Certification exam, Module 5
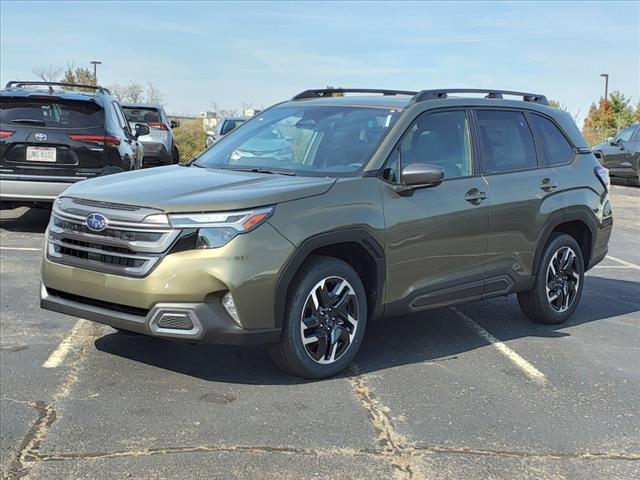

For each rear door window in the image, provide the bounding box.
[527,113,575,165]
[0,98,104,129]
[476,110,537,173]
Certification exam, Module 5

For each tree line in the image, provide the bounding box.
[31,64,638,146]
[32,64,164,105]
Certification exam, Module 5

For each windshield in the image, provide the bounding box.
[194,105,402,175]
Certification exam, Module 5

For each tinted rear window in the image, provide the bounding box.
[0,98,104,128]
[476,110,537,173]
[122,107,161,123]
[528,114,574,165]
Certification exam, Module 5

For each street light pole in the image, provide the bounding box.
[600,73,609,100]
[90,61,102,83]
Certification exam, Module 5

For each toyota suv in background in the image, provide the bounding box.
[40,88,612,379]
[122,103,180,166]
[592,123,640,185]
[0,81,148,208]
[205,116,246,148]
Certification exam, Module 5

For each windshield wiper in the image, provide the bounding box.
[222,166,296,176]
[11,119,46,126]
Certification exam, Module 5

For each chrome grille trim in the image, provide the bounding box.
[47,200,181,278]
[52,205,171,231]
[49,215,179,253]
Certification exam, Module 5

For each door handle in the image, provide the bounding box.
[540,178,557,192]
[465,188,487,204]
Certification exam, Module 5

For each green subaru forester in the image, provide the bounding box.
[40,88,613,378]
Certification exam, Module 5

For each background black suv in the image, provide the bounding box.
[0,81,149,208]
[592,122,640,186]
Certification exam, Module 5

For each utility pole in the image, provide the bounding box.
[90,61,102,84]
[600,73,609,100]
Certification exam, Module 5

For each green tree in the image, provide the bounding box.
[635,101,640,123]
[582,91,635,146]
[61,65,96,91]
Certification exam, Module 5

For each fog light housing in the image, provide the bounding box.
[222,292,241,327]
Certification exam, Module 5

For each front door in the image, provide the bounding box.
[380,109,490,313]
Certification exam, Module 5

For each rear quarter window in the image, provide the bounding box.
[528,113,575,165]
[0,98,104,129]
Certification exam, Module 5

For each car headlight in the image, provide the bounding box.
[168,207,273,249]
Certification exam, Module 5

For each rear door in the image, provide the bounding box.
[475,109,564,294]
[0,96,107,177]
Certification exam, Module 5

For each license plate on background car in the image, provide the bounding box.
[26,146,57,162]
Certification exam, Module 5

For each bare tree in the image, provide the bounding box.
[110,81,144,103]
[145,82,164,105]
[32,65,63,82]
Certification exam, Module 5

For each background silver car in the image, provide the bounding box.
[205,116,247,148]
[122,103,180,166]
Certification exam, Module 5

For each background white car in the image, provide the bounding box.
[122,103,180,166]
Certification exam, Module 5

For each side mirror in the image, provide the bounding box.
[397,163,444,196]
[170,120,180,129]
[607,137,615,145]
[134,123,150,138]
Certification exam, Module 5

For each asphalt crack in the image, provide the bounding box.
[348,364,419,479]
[6,322,102,479]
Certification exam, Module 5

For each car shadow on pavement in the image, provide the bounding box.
[94,275,639,385]
[0,207,51,233]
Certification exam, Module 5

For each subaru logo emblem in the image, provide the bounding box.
[85,213,108,232]
[34,133,47,141]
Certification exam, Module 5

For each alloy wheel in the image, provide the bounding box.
[545,246,580,313]
[299,276,359,364]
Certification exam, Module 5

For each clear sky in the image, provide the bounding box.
[1,1,638,124]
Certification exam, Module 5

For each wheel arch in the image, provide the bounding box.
[274,229,385,328]
[534,208,598,275]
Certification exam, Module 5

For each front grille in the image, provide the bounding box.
[47,200,180,277]
[53,217,164,242]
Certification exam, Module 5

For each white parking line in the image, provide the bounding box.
[0,247,42,251]
[42,319,93,369]
[606,255,640,271]
[451,307,547,386]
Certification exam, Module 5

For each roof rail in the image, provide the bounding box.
[292,88,418,101]
[411,89,548,105]
[4,81,111,95]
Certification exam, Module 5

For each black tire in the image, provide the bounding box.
[268,256,367,379]
[172,145,180,164]
[518,233,584,325]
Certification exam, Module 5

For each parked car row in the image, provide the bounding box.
[0,81,180,208]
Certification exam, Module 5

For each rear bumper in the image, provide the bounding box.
[40,284,281,345]
[141,142,172,166]
[0,175,85,202]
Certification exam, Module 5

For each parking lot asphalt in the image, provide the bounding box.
[1,185,639,480]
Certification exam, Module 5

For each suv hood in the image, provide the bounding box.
[61,165,336,212]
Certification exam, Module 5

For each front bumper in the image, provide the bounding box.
[41,284,280,345]
[41,221,295,341]
[0,175,85,202]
